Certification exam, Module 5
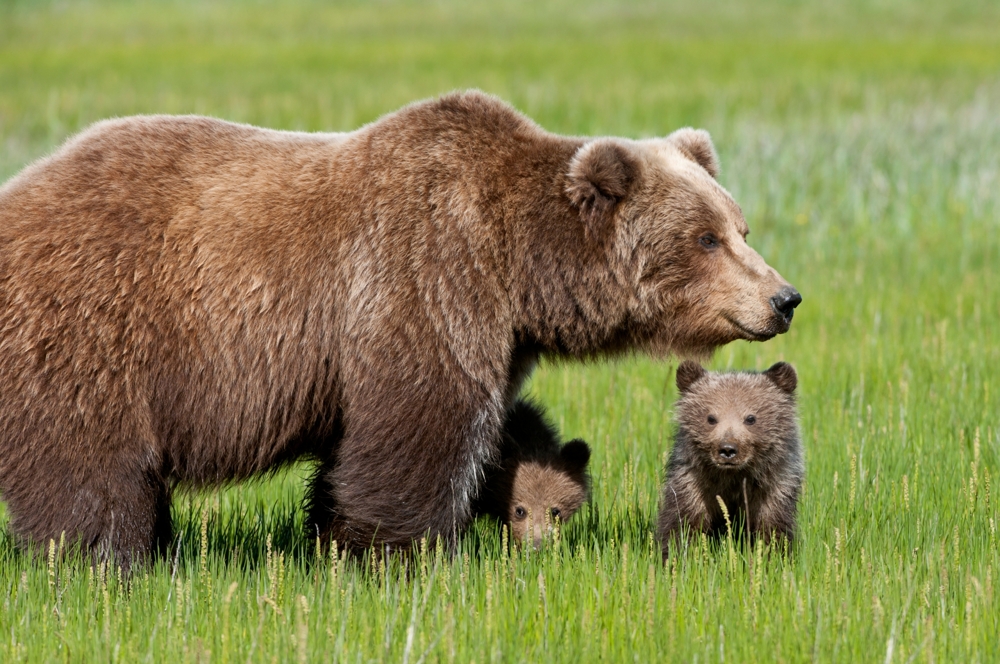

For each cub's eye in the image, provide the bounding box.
[550,508,561,519]
[744,415,756,425]
[707,415,718,425]
[699,234,719,249]
[514,507,527,520]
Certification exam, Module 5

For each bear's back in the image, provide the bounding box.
[0,115,352,239]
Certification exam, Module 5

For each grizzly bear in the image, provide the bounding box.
[474,399,590,548]
[0,90,800,568]
[657,361,803,556]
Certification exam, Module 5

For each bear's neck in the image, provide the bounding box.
[501,137,639,359]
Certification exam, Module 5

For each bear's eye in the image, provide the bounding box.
[707,415,718,425]
[699,234,719,250]
[744,415,756,425]
[514,507,527,520]
[550,508,561,519]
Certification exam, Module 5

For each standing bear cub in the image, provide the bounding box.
[0,90,800,568]
[658,361,803,556]
[475,399,591,548]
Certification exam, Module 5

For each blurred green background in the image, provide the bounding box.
[3,0,999,177]
[1,1,998,662]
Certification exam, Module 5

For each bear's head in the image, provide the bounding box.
[507,439,591,549]
[673,360,799,471]
[566,129,801,358]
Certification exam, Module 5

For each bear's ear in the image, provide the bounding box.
[764,362,797,394]
[566,139,638,238]
[667,128,719,179]
[676,360,707,393]
[560,439,591,472]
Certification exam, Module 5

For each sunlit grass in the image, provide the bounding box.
[1,0,998,661]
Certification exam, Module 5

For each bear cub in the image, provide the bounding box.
[475,400,591,548]
[658,361,803,557]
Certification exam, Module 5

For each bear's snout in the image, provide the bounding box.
[718,443,739,462]
[770,286,802,327]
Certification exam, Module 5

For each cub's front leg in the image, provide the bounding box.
[657,470,713,559]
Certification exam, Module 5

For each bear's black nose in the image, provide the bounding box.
[719,444,737,459]
[770,287,802,322]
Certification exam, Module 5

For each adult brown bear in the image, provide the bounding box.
[0,91,799,568]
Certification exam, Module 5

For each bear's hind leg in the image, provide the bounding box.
[4,462,173,573]
[75,467,173,572]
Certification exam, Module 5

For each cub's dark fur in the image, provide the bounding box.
[658,361,803,556]
[475,400,590,547]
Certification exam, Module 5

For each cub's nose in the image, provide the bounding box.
[770,287,802,323]
[719,444,738,460]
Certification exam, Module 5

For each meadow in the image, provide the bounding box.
[1,0,998,661]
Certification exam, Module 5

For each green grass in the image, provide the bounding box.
[1,1,998,661]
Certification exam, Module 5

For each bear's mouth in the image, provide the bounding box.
[712,457,752,471]
[723,315,778,342]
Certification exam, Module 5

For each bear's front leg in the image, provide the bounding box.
[752,487,800,550]
[318,375,506,553]
[657,471,712,558]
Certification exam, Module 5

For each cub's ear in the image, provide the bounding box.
[676,360,707,393]
[560,439,591,472]
[566,139,638,238]
[764,362,798,394]
[667,128,719,179]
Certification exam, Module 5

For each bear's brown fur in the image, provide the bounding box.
[657,361,803,557]
[474,399,590,548]
[0,90,799,567]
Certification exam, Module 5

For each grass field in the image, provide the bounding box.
[1,0,999,661]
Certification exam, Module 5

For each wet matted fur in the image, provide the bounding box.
[0,90,799,568]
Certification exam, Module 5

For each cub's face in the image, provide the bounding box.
[674,361,798,471]
[507,440,590,549]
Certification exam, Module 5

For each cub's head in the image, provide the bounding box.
[673,360,799,470]
[507,439,591,549]
[566,130,801,357]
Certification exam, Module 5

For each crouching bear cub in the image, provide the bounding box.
[658,361,803,557]
[475,400,591,548]
[0,90,800,569]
